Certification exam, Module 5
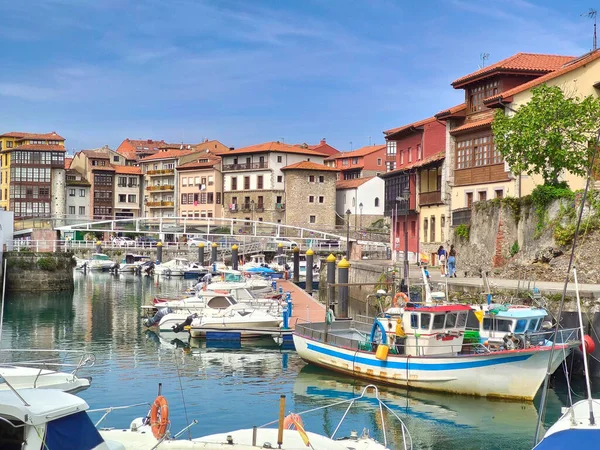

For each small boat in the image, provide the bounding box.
[240,253,268,271]
[155,258,191,277]
[208,269,272,293]
[183,262,209,279]
[188,308,283,338]
[117,254,152,273]
[76,253,117,271]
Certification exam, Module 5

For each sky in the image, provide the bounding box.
[0,0,596,153]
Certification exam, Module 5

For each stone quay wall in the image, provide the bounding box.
[5,251,75,292]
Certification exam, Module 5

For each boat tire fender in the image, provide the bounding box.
[150,395,169,439]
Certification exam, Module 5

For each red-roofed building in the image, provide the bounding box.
[0,131,67,218]
[324,144,386,180]
[303,138,340,158]
[436,51,575,232]
[176,153,223,220]
[221,141,330,224]
[381,116,447,258]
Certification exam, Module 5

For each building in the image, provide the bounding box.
[335,176,385,229]
[139,149,198,218]
[65,168,91,221]
[0,131,66,219]
[280,161,339,228]
[176,152,223,219]
[70,150,116,220]
[436,53,574,229]
[324,145,386,180]
[300,138,340,157]
[221,141,328,224]
[484,49,600,193]
[114,165,143,219]
[116,138,230,162]
[381,117,447,261]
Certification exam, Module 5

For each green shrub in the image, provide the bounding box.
[37,256,58,271]
[509,241,519,257]
[455,224,470,241]
[531,183,574,232]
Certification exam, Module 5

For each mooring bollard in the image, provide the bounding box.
[305,248,314,295]
[277,242,283,255]
[292,246,300,283]
[282,306,289,329]
[211,242,218,265]
[287,296,293,317]
[326,253,336,314]
[198,242,205,266]
[337,257,350,319]
[231,244,239,270]
[156,241,163,263]
[271,280,277,290]
[96,240,102,253]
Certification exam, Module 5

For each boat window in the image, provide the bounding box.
[224,273,243,283]
[420,313,431,330]
[527,319,539,331]
[207,296,233,308]
[456,312,467,328]
[466,310,481,328]
[0,418,24,450]
[432,314,446,330]
[410,313,419,329]
[514,319,528,333]
[482,318,512,332]
[445,313,457,328]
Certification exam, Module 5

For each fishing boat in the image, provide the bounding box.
[117,254,152,273]
[76,253,117,271]
[293,269,582,402]
[155,258,192,277]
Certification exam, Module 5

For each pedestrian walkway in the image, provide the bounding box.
[277,280,325,328]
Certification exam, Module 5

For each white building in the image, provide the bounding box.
[336,176,385,229]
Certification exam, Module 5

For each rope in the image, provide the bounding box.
[172,349,191,440]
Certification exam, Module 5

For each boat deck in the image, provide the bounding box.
[277,280,325,329]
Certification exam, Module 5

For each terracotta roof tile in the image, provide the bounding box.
[81,149,110,159]
[381,151,445,178]
[485,50,600,104]
[0,131,65,140]
[384,117,437,136]
[7,144,66,151]
[327,145,386,160]
[65,157,72,169]
[177,158,221,170]
[139,149,196,162]
[113,165,142,175]
[435,103,467,119]
[450,117,494,134]
[280,161,340,171]
[452,53,574,87]
[336,176,375,190]
[225,141,329,156]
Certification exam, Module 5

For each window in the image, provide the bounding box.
[374,197,379,207]
[257,175,263,189]
[417,144,422,160]
[352,157,358,164]
[411,220,416,237]
[182,177,187,187]
[495,189,504,199]
[466,192,473,207]
[410,314,419,329]
[113,156,119,162]
[318,196,324,203]
[400,151,404,165]
[468,80,499,113]
[128,195,136,203]
[420,313,431,330]
[309,195,315,203]
[515,319,528,333]
[386,161,396,172]
[456,134,498,169]
[78,189,85,197]
[6,141,12,148]
[277,175,283,183]
[478,191,487,202]
[69,206,75,215]
[430,216,436,242]
[342,158,348,166]
[208,175,214,186]
[423,218,428,243]
[386,141,397,156]
[119,194,127,202]
[216,192,221,204]
[377,158,382,166]
[308,175,315,183]
[200,193,207,204]
[318,175,324,183]
[277,155,283,163]
[118,176,126,187]
[432,314,446,330]
[231,177,237,190]
[69,189,75,197]
[39,187,49,197]
[309,215,316,223]
[244,176,250,190]
[276,195,282,204]
[408,147,412,162]
[194,176,200,185]
[207,192,214,203]
[79,206,85,215]
[181,193,188,204]
[441,215,445,242]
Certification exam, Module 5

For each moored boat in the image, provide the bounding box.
[117,254,152,273]
[76,253,117,271]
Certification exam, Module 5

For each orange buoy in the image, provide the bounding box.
[580,334,596,354]
[283,413,303,430]
[150,395,169,439]
[392,292,409,307]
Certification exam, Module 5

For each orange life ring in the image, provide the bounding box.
[392,292,409,307]
[150,395,169,439]
[283,413,303,430]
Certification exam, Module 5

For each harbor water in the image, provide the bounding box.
[0,272,597,449]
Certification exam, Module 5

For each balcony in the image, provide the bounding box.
[419,190,442,206]
[146,201,174,208]
[229,204,238,212]
[241,203,252,212]
[223,161,269,171]
[147,169,174,175]
[147,185,174,192]
[255,203,264,212]
[275,203,286,211]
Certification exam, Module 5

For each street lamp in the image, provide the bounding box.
[345,209,351,257]
[359,202,363,230]
[395,192,410,288]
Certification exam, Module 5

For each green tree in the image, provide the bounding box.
[492,84,600,185]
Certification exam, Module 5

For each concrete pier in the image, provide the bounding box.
[277,280,325,328]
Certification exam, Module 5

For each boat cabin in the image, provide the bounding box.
[377,304,471,357]
[467,305,548,344]
[91,253,111,261]
[218,270,246,283]
[123,254,151,264]
[205,295,238,309]
[249,254,267,265]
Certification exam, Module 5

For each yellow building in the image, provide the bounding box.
[0,131,66,217]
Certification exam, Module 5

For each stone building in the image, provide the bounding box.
[65,168,91,220]
[280,161,339,228]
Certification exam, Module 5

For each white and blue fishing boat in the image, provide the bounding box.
[294,305,578,400]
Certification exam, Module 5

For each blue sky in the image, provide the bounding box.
[0,0,595,153]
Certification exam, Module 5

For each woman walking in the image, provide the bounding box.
[448,245,457,278]
[437,245,447,276]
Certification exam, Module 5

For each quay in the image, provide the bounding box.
[277,280,325,327]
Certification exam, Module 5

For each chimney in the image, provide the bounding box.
[229,147,235,151]
[321,138,326,144]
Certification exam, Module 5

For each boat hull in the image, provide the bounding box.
[0,365,91,394]
[293,333,574,400]
[190,319,283,338]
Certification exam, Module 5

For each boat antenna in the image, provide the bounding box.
[533,128,600,445]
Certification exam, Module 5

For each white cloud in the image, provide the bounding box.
[0,83,62,101]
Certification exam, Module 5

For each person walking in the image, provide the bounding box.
[448,245,457,278]
[437,245,447,277]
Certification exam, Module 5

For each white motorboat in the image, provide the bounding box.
[188,308,283,338]
[240,253,268,271]
[117,254,153,273]
[208,269,272,293]
[76,253,117,271]
[155,258,191,277]
[270,254,318,280]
